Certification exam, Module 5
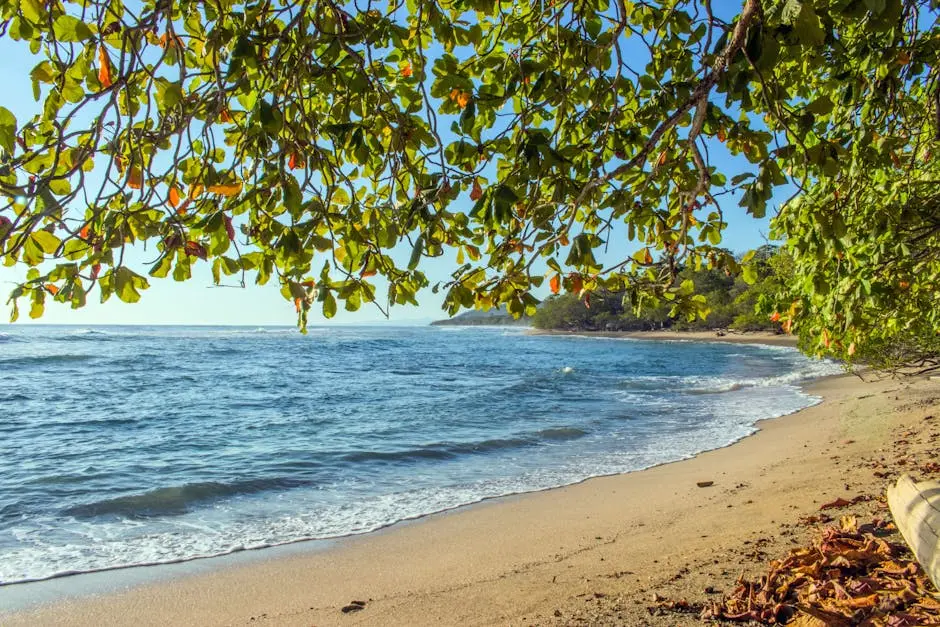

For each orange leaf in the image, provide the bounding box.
[782,319,793,334]
[219,109,232,123]
[97,46,112,88]
[643,248,653,265]
[288,152,304,170]
[176,198,191,215]
[656,151,667,167]
[360,269,377,278]
[583,293,591,309]
[207,182,242,196]
[822,328,831,349]
[550,274,561,294]
[571,273,583,294]
[559,234,569,246]
[770,311,781,323]
[45,283,59,296]
[294,297,302,313]
[168,187,181,208]
[470,178,483,201]
[127,167,143,189]
[301,280,316,288]
[716,128,726,143]
[401,62,413,78]
[79,225,90,240]
[449,88,471,108]
[159,32,182,50]
[91,263,101,279]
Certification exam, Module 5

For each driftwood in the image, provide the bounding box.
[887,474,940,594]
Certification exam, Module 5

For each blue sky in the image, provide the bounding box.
[0,15,780,327]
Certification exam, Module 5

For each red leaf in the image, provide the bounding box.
[820,497,852,510]
[184,241,207,260]
[224,215,235,241]
[91,263,101,279]
[470,178,483,201]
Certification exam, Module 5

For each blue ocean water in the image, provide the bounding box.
[0,325,841,584]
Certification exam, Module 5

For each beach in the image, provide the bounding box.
[2,349,938,625]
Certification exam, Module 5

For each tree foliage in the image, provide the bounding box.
[0,0,937,362]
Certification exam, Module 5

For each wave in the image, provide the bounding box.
[42,416,140,429]
[0,354,93,366]
[63,478,308,519]
[0,393,30,402]
[339,428,589,465]
[42,329,115,343]
[619,363,841,396]
[534,426,588,441]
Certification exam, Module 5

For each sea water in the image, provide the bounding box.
[0,325,841,584]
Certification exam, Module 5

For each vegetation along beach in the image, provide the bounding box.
[1,0,939,625]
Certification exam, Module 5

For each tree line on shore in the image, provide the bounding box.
[532,245,786,333]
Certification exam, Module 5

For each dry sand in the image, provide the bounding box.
[3,365,938,626]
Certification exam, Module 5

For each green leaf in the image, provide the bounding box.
[52,15,93,42]
[0,106,16,154]
[408,234,424,270]
[113,266,148,303]
[31,230,60,254]
[322,291,337,318]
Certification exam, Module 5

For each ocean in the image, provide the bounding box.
[0,325,841,585]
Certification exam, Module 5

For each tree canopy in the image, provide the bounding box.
[0,0,937,365]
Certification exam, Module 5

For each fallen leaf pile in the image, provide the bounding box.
[651,517,940,625]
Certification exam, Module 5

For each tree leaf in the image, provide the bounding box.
[53,15,93,42]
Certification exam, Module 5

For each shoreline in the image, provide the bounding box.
[528,328,800,347]
[0,373,824,601]
[3,376,937,625]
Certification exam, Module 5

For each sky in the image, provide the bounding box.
[0,12,781,328]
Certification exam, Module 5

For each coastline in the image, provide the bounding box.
[3,373,937,625]
[528,328,800,347]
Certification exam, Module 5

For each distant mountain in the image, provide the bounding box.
[430,305,530,327]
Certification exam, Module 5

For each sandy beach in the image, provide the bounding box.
[3,361,938,625]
